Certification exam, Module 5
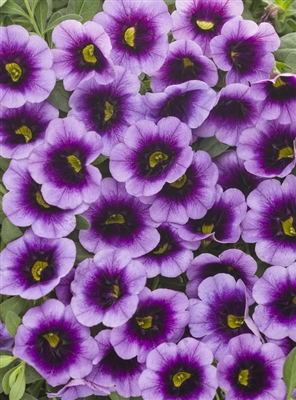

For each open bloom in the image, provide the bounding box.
[0,25,55,108]
[139,338,218,400]
[13,299,97,387]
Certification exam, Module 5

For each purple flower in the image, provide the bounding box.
[172,0,244,57]
[110,287,189,362]
[237,119,296,178]
[250,73,296,125]
[186,249,258,302]
[139,338,218,400]
[0,320,14,351]
[2,159,77,238]
[55,268,75,306]
[210,18,280,84]
[242,175,296,266]
[109,117,193,197]
[144,81,216,130]
[79,177,160,257]
[93,0,172,75]
[189,274,259,360]
[69,66,144,156]
[52,20,115,91]
[71,249,146,328]
[0,101,58,160]
[0,229,76,300]
[252,264,296,341]
[150,39,218,92]
[0,25,56,108]
[13,299,97,387]
[28,116,102,211]
[193,83,259,146]
[47,379,110,400]
[217,334,286,400]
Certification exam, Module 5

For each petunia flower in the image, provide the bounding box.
[0,25,56,108]
[47,378,110,400]
[0,101,59,160]
[171,0,244,57]
[210,18,280,85]
[69,66,144,156]
[0,320,14,351]
[242,174,296,266]
[217,334,286,400]
[150,39,218,92]
[55,268,75,306]
[110,287,189,363]
[13,299,98,387]
[0,229,76,300]
[78,177,160,257]
[93,0,172,75]
[71,249,146,328]
[237,119,296,178]
[52,20,115,91]
[139,338,218,400]
[28,116,103,211]
[109,117,193,197]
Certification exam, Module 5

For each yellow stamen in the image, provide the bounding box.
[124,27,136,47]
[231,51,237,59]
[273,76,285,88]
[227,314,244,329]
[238,369,249,386]
[5,62,22,82]
[104,101,114,122]
[15,126,32,143]
[183,58,194,68]
[281,216,296,236]
[201,223,214,234]
[292,296,296,305]
[172,372,191,387]
[31,261,48,281]
[170,174,187,189]
[112,285,120,299]
[149,151,168,168]
[136,316,153,329]
[82,44,97,63]
[277,146,294,160]
[105,213,125,225]
[43,333,60,348]
[67,155,82,172]
[196,20,214,30]
[36,191,50,208]
[153,242,168,255]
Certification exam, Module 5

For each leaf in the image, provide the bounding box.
[24,364,42,384]
[284,347,296,396]
[2,366,19,395]
[0,156,10,172]
[47,80,71,113]
[20,394,38,400]
[0,0,29,18]
[75,215,90,230]
[0,356,16,369]
[192,136,229,157]
[9,363,25,400]
[1,218,23,245]
[0,0,8,7]
[274,32,296,73]
[44,12,82,33]
[91,154,108,166]
[34,0,48,34]
[275,0,296,11]
[75,241,93,264]
[5,311,22,337]
[25,379,44,398]
[0,296,29,321]
[66,0,103,23]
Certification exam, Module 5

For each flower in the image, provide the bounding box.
[13,299,98,387]
[0,25,56,108]
[0,229,76,299]
[217,334,286,400]
[0,320,14,351]
[47,378,110,400]
[139,338,218,400]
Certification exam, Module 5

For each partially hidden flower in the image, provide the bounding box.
[47,378,110,400]
[0,320,14,351]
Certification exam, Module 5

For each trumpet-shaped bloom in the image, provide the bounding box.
[0,229,76,299]
[109,117,193,197]
[13,299,97,387]
[139,338,218,400]
[0,25,56,108]
[0,101,58,160]
[93,0,172,75]
[28,116,103,211]
[242,175,296,266]
[52,20,115,91]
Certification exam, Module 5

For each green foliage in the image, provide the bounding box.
[1,218,23,245]
[274,32,296,73]
[47,80,71,112]
[283,347,296,398]
[0,356,17,369]
[5,311,22,337]
[75,214,91,230]
[274,0,296,11]
[192,136,229,158]
[66,0,103,22]
[0,297,34,322]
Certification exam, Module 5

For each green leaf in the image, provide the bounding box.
[0,0,8,7]
[44,12,82,33]
[5,312,22,337]
[0,157,10,172]
[75,215,90,230]
[0,356,16,369]
[0,0,29,18]
[275,0,296,11]
[274,32,296,73]
[91,154,108,166]
[20,394,38,400]
[0,296,28,321]
[9,363,25,400]
[192,136,229,157]
[66,0,103,22]
[284,347,296,396]
[25,378,44,398]
[34,0,48,34]
[1,218,23,245]
[2,365,19,395]
[75,241,93,264]
[24,364,42,384]
[47,80,71,113]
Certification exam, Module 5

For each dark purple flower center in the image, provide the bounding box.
[121,18,154,53]
[161,91,195,120]
[49,147,86,186]
[0,55,28,86]
[268,76,296,101]
[228,39,258,74]
[163,360,201,397]
[196,262,244,282]
[136,141,175,178]
[214,97,252,123]
[166,56,203,84]
[86,89,119,132]
[74,42,108,72]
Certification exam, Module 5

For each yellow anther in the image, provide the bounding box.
[31,260,48,281]
[82,44,97,63]
[36,191,50,208]
[5,63,22,82]
[112,285,120,299]
[172,371,191,387]
[124,27,136,47]
[227,314,244,329]
[43,333,60,348]
[135,316,153,329]
[238,369,249,386]
[67,155,82,172]
[104,101,114,122]
[149,151,168,168]
[281,216,296,236]
[273,76,285,88]
[170,174,187,189]
[183,58,194,68]
[153,242,168,255]
[196,21,214,30]
[15,126,32,143]
[105,213,125,225]
[277,146,293,160]
[201,223,214,234]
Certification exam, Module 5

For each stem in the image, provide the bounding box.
[24,0,43,37]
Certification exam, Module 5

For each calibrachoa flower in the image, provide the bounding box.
[237,119,296,178]
[217,334,286,400]
[109,117,193,197]
[186,249,258,302]
[210,18,280,85]
[28,116,103,211]
[139,338,218,400]
[144,81,216,130]
[171,0,244,57]
[69,66,144,156]
[2,159,77,238]
[242,174,296,266]
[250,73,296,125]
[252,264,296,341]
[0,229,76,300]
[0,25,55,108]
[13,299,97,387]
[71,249,146,328]
[150,39,218,92]
[55,268,75,306]
[87,329,145,398]
[93,0,172,75]
[0,101,59,160]
[52,20,115,91]
[193,83,259,146]
[110,287,189,362]
[189,274,259,360]
[47,379,110,400]
[0,320,14,351]
[79,177,160,257]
